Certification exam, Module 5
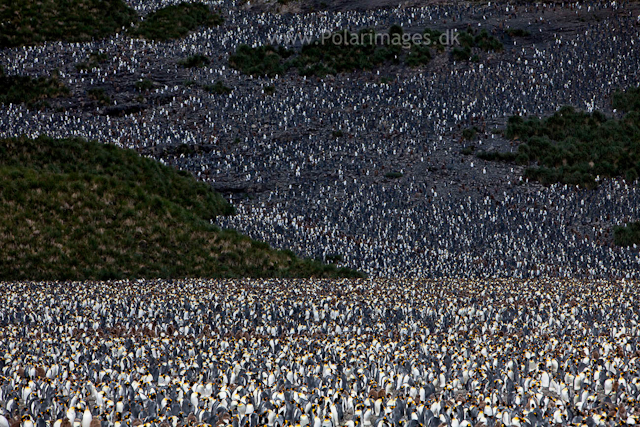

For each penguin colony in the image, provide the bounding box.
[1,278,640,427]
[1,1,640,278]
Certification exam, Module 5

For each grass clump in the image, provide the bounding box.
[614,222,640,248]
[204,81,232,95]
[453,28,503,61]
[461,145,476,155]
[229,25,504,78]
[179,54,210,68]
[385,171,403,179]
[325,254,344,264]
[476,150,518,162]
[613,86,640,113]
[405,42,432,67]
[506,28,531,37]
[290,28,400,77]
[478,86,640,188]
[76,51,110,71]
[230,27,435,78]
[289,26,446,76]
[129,3,223,41]
[0,0,223,47]
[0,68,69,107]
[135,78,154,92]
[263,85,276,95]
[452,47,472,62]
[228,44,293,78]
[75,63,91,72]
[0,136,364,280]
[0,0,137,48]
[462,126,480,141]
[87,88,112,105]
[90,51,109,63]
[423,28,446,52]
[463,28,503,51]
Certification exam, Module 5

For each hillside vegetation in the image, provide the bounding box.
[476,86,640,249]
[614,222,640,248]
[478,86,640,188]
[128,3,223,41]
[0,68,70,107]
[0,136,364,280]
[229,26,503,78]
[0,0,137,48]
[0,0,222,48]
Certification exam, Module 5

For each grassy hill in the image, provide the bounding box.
[0,136,364,280]
[0,0,223,48]
[128,3,223,42]
[0,0,137,48]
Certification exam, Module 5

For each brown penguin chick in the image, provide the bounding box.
[618,405,628,420]
[36,366,46,378]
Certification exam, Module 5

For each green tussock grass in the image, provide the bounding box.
[462,126,480,141]
[0,68,70,107]
[229,26,429,78]
[228,45,293,78]
[0,136,364,280]
[128,3,223,41]
[460,145,476,155]
[384,171,403,179]
[0,0,223,48]
[135,78,154,92]
[0,0,137,48]
[179,54,211,68]
[476,150,517,162]
[613,86,640,113]
[452,28,503,61]
[230,25,502,78]
[76,51,110,71]
[204,81,232,95]
[290,28,404,77]
[263,85,276,95]
[614,222,640,248]
[87,87,112,105]
[478,86,640,188]
[505,28,531,37]
[229,26,430,78]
